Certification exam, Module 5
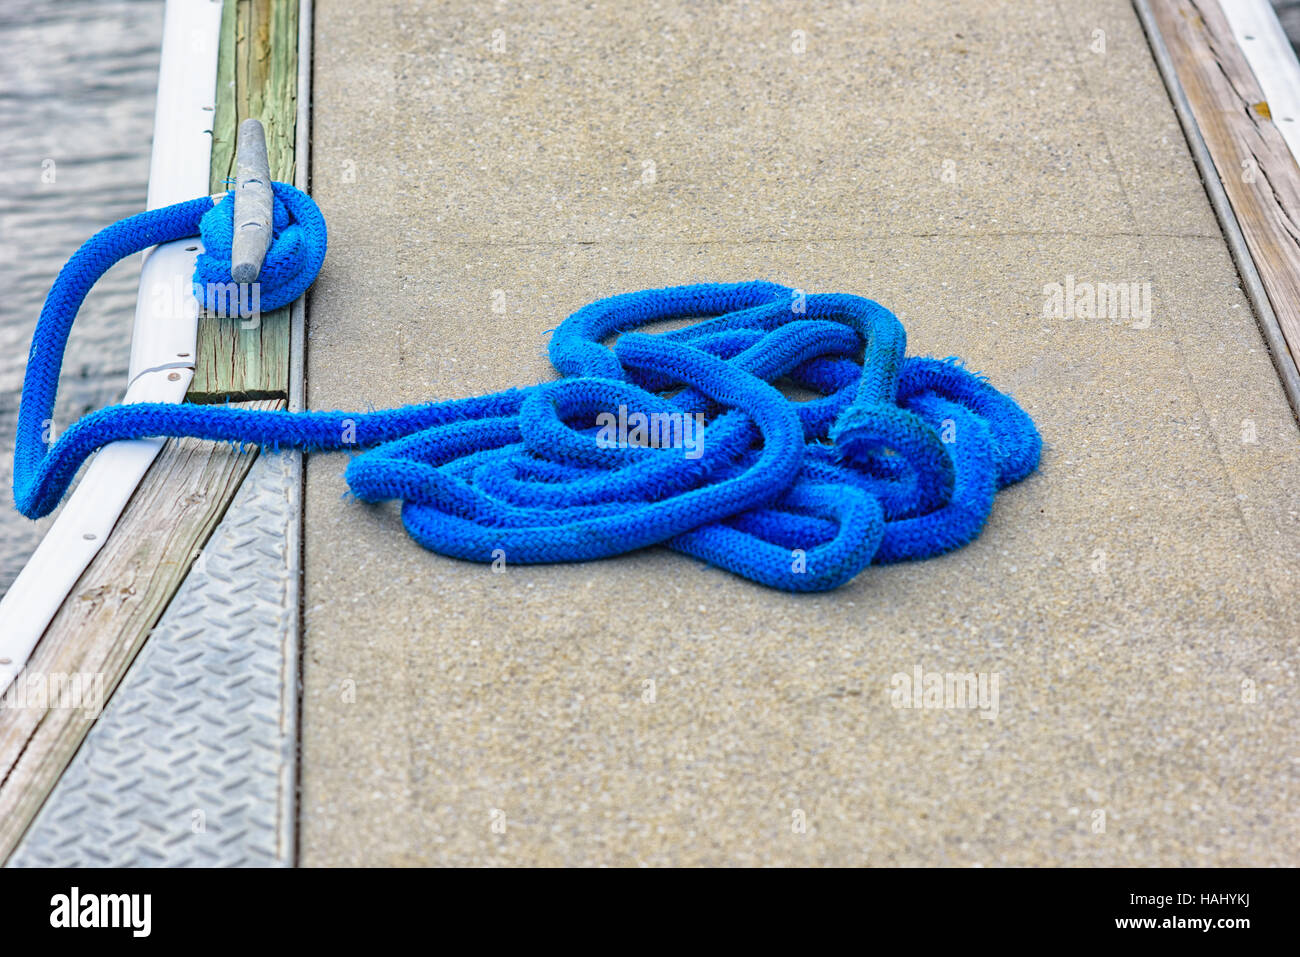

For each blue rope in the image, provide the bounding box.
[13,182,1041,591]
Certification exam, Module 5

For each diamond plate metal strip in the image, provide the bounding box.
[7,449,301,868]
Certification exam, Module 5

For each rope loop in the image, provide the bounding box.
[13,189,1041,591]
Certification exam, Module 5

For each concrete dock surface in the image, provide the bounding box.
[299,0,1300,865]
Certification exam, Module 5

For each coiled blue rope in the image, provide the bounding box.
[14,182,1041,591]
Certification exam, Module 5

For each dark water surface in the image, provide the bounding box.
[0,0,162,595]
[1276,0,1300,53]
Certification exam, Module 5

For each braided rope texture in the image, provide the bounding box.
[14,186,1041,592]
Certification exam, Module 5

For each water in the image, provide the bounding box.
[0,0,162,596]
[1277,1,1300,51]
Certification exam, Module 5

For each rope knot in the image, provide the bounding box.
[193,181,327,314]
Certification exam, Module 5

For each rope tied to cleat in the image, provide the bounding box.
[13,182,1041,592]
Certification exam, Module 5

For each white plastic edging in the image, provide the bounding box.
[0,0,223,695]
[1220,0,1300,167]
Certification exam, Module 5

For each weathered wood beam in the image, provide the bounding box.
[1147,0,1300,398]
[190,0,299,401]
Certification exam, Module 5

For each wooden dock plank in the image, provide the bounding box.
[1150,0,1300,378]
[0,0,307,861]
[191,0,299,402]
